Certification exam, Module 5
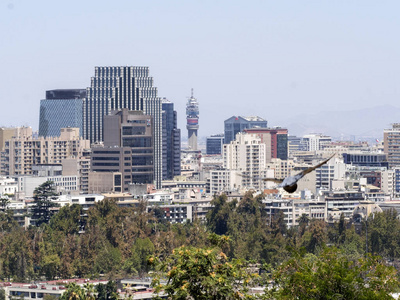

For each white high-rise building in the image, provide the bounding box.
[302,134,332,151]
[223,133,268,190]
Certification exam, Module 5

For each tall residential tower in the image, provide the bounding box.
[186,89,199,150]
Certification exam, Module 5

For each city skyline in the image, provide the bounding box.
[2,1,400,139]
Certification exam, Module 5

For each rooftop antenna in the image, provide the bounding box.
[191,88,194,98]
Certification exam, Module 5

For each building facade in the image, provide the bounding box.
[206,134,224,155]
[162,99,181,180]
[302,134,332,151]
[83,66,163,188]
[90,145,132,192]
[223,133,267,190]
[104,109,154,186]
[244,127,288,161]
[0,127,17,152]
[384,123,400,168]
[1,128,90,176]
[39,89,86,137]
[224,116,268,144]
[342,152,388,168]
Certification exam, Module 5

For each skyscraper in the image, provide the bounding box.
[39,89,86,137]
[186,89,199,150]
[162,99,181,180]
[83,66,162,187]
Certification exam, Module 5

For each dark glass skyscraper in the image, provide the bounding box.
[83,66,163,188]
[39,89,86,137]
[162,99,181,180]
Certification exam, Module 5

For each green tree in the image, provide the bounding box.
[93,242,122,276]
[96,281,118,300]
[0,197,10,210]
[267,247,399,300]
[0,209,18,232]
[123,237,155,276]
[31,181,59,227]
[40,253,61,280]
[0,228,34,281]
[206,194,237,235]
[60,283,89,300]
[43,295,58,300]
[150,235,259,300]
[49,204,84,235]
[301,219,327,254]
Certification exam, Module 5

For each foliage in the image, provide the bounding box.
[43,295,58,300]
[0,209,18,232]
[96,281,118,300]
[150,235,259,300]
[49,204,84,234]
[31,181,59,227]
[122,237,155,276]
[367,210,400,260]
[60,283,95,300]
[267,247,399,300]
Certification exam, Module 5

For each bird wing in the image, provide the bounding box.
[261,178,284,184]
[298,154,335,177]
[239,173,283,184]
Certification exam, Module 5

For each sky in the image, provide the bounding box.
[1,0,400,138]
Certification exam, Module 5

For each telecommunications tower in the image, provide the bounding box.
[186,89,199,150]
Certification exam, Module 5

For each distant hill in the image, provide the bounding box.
[275,105,400,141]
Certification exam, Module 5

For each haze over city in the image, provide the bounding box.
[1,0,400,139]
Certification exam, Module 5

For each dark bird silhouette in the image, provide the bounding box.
[244,154,335,193]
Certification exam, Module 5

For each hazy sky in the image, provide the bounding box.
[1,0,400,138]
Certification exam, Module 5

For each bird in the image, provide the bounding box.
[243,154,335,193]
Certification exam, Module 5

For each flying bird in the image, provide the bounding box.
[244,154,335,193]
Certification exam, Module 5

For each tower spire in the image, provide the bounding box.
[186,89,199,150]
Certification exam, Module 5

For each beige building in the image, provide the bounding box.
[88,171,122,194]
[223,133,267,190]
[1,127,90,176]
[384,123,400,167]
[62,155,91,193]
[0,127,17,152]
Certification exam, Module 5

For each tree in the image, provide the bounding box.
[31,181,59,227]
[123,237,155,276]
[267,247,399,299]
[96,281,118,300]
[60,283,90,300]
[206,194,237,235]
[49,204,84,235]
[150,235,259,300]
[0,197,10,210]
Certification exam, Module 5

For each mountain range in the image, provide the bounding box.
[274,104,400,142]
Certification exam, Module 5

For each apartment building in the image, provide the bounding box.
[1,127,90,176]
[223,133,267,190]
